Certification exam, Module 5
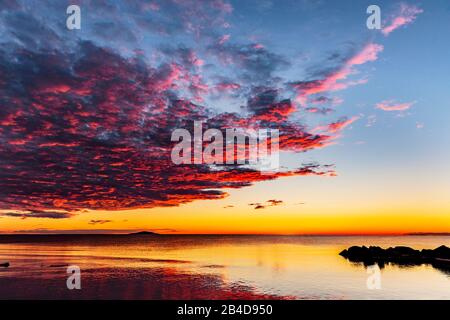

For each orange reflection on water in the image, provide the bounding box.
[0,235,449,299]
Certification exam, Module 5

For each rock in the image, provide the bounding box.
[339,245,450,269]
[387,246,420,256]
[0,261,9,267]
[433,245,450,259]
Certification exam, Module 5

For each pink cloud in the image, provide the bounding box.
[347,43,384,66]
[0,42,343,216]
[293,43,383,105]
[215,82,241,91]
[142,2,160,11]
[210,0,233,13]
[312,116,360,134]
[376,100,415,112]
[252,43,264,49]
[218,34,231,45]
[327,116,359,133]
[382,4,423,36]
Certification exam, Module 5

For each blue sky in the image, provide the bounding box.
[0,0,449,233]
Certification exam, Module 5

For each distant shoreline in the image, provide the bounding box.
[405,233,450,236]
[0,232,449,237]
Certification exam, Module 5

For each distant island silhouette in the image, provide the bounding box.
[128,231,160,236]
[0,232,449,236]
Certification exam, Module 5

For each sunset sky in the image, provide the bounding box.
[0,0,449,234]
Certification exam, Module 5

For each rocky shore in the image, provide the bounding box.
[339,245,450,271]
[0,261,9,267]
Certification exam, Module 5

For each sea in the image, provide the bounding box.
[0,235,449,299]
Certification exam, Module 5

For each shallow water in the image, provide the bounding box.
[0,235,449,299]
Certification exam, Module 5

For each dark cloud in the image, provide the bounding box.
[305,107,334,115]
[0,0,233,53]
[248,203,264,209]
[267,199,283,206]
[245,87,296,123]
[0,0,21,11]
[326,116,359,133]
[0,40,336,216]
[0,2,370,219]
[247,88,278,113]
[1,11,61,49]
[132,0,233,38]
[0,211,74,219]
[88,219,112,225]
[92,21,137,43]
[249,199,283,210]
[209,42,290,84]
[160,45,204,68]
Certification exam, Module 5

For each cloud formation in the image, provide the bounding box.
[0,210,74,219]
[290,43,383,105]
[382,4,423,36]
[89,220,112,225]
[249,199,284,210]
[376,100,415,112]
[0,40,338,218]
[0,1,380,219]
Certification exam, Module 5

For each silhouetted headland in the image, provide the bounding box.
[340,245,450,272]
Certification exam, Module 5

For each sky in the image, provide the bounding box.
[0,0,449,234]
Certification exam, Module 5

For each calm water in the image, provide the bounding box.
[0,235,449,299]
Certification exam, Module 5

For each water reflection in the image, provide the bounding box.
[0,235,449,299]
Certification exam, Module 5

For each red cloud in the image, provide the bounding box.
[313,116,359,134]
[0,42,338,218]
[347,43,384,66]
[327,116,359,133]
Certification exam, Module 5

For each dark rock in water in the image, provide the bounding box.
[431,245,450,259]
[0,262,9,267]
[386,246,420,256]
[339,245,450,272]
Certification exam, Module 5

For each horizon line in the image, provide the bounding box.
[1,231,449,236]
